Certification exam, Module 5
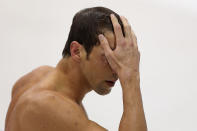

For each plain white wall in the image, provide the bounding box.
[1,0,197,131]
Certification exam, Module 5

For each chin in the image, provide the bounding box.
[93,86,112,95]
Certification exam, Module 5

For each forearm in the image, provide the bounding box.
[118,73,147,131]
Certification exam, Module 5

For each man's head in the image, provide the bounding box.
[62,7,125,95]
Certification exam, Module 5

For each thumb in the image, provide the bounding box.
[98,34,113,56]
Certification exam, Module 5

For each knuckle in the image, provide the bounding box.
[126,36,132,42]
[120,39,126,45]
[126,39,133,46]
[125,24,131,29]
[115,24,121,31]
[122,16,128,22]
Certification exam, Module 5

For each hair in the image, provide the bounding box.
[62,6,125,60]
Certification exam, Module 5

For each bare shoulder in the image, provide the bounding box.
[13,65,54,87]
[11,65,54,98]
[18,90,108,131]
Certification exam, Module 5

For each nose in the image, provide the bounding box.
[107,62,118,79]
[112,68,117,75]
[112,70,118,80]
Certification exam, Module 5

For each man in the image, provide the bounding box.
[5,7,147,131]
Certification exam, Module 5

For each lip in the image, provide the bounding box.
[107,79,118,82]
[105,80,115,87]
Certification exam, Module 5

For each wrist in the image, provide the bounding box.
[118,68,140,80]
[118,69,140,87]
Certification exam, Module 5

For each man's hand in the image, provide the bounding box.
[98,14,140,81]
[99,14,147,131]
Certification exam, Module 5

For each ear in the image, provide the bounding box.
[70,41,82,62]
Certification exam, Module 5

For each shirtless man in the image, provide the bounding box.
[5,7,147,131]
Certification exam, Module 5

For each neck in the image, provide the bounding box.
[51,57,92,104]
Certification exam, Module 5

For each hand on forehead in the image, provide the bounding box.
[102,31,116,51]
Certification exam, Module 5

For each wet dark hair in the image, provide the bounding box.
[62,6,125,60]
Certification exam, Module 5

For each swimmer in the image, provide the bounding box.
[5,7,147,131]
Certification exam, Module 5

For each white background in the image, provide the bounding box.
[1,0,197,131]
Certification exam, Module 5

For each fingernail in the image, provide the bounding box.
[99,34,104,40]
[110,14,114,17]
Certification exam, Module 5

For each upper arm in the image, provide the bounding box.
[20,92,107,131]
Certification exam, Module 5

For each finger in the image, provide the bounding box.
[121,16,138,48]
[131,32,138,48]
[110,14,124,43]
[98,34,113,57]
[133,34,138,49]
[128,23,138,48]
[120,16,132,39]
